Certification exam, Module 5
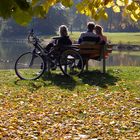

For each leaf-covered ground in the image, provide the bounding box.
[0,67,140,139]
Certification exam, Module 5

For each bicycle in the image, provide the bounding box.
[15,29,84,80]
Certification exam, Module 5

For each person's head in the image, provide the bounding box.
[59,25,68,37]
[95,25,103,35]
[87,22,95,32]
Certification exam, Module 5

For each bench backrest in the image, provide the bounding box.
[73,42,113,59]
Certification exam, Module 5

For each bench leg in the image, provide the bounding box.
[102,56,106,74]
[85,59,88,71]
[101,45,106,74]
[46,61,51,73]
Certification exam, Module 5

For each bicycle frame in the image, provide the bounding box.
[30,35,61,72]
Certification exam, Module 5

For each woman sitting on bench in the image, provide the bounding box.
[95,25,107,45]
[45,25,72,52]
[45,25,72,70]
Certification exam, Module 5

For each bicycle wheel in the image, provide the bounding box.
[15,52,45,80]
[59,49,84,76]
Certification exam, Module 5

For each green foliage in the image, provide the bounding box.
[0,67,140,139]
[14,0,30,10]
[12,7,32,26]
[0,0,15,19]
[1,6,69,37]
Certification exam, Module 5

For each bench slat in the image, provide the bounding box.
[80,49,112,54]
[73,43,113,73]
[79,45,101,49]
[80,50,100,55]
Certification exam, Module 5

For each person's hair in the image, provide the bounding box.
[95,25,103,36]
[59,25,68,37]
[87,22,95,31]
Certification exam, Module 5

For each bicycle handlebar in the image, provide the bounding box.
[28,29,40,44]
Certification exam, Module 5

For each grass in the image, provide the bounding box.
[69,32,140,45]
[0,67,140,139]
[112,51,140,56]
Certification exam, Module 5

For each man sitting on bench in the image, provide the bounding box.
[78,22,100,67]
[78,22,100,44]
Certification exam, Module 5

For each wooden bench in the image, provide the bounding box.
[73,42,113,73]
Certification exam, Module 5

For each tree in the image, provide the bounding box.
[73,14,89,31]
[98,7,140,32]
[32,6,68,35]
[0,6,68,37]
[66,0,90,32]
[0,0,140,25]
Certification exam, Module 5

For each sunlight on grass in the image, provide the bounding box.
[70,32,140,45]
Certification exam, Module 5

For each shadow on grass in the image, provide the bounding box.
[42,70,119,89]
[42,72,77,90]
[14,73,76,91]
[79,70,119,88]
[14,70,119,91]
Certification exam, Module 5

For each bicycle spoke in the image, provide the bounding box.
[59,49,84,76]
[15,52,45,80]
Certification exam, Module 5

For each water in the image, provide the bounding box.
[89,53,140,67]
[0,39,31,69]
[0,40,140,69]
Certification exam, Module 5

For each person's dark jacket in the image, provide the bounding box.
[45,36,72,52]
[78,31,100,44]
[80,36,100,43]
[57,36,72,46]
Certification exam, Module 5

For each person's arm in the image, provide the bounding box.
[99,35,107,45]
[68,38,72,45]
[57,36,72,46]
[78,33,84,44]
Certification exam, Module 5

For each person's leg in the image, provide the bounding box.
[77,55,86,69]
[45,43,54,52]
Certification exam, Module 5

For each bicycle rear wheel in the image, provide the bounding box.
[59,49,84,76]
[15,52,45,80]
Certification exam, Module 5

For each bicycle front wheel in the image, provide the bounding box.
[15,52,45,80]
[59,49,84,76]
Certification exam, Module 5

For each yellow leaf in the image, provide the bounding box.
[94,0,102,8]
[116,0,125,6]
[61,0,73,7]
[43,1,50,13]
[105,1,115,8]
[132,11,139,19]
[113,5,121,12]
[94,14,100,21]
[103,12,108,20]
[104,0,112,5]
[46,0,57,6]
[98,8,105,16]
[80,9,85,14]
[135,8,140,14]
[124,0,129,5]
[85,8,92,16]
[130,14,138,21]
[122,9,128,16]
[31,0,39,6]
[76,3,83,12]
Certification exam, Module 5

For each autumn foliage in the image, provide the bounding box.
[0,0,140,25]
[0,67,140,139]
